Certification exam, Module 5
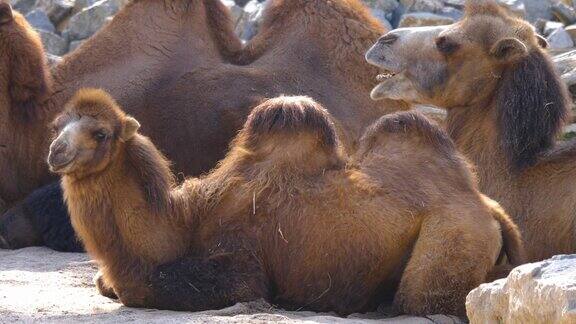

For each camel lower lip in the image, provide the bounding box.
[48,156,75,172]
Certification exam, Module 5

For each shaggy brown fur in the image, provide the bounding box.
[365,0,571,261]
[1,0,405,248]
[52,89,522,317]
[0,3,52,208]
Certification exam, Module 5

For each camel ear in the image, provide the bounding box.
[0,3,13,25]
[536,34,549,49]
[121,116,140,140]
[490,38,528,63]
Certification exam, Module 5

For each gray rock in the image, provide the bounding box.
[523,0,554,22]
[37,29,68,55]
[37,0,74,25]
[221,0,243,26]
[64,0,120,41]
[46,53,62,66]
[73,0,100,13]
[25,9,55,33]
[371,8,393,30]
[235,0,268,40]
[68,39,84,52]
[443,0,465,10]
[401,0,444,13]
[497,0,526,18]
[467,255,576,323]
[398,12,455,27]
[552,2,576,25]
[438,6,463,20]
[547,27,575,50]
[11,0,36,15]
[363,0,399,14]
[542,20,565,37]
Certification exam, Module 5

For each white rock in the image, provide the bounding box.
[466,254,576,324]
[548,27,575,50]
[363,0,399,13]
[235,0,268,40]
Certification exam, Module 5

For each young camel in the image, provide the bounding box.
[365,0,571,261]
[1,0,405,250]
[49,89,522,316]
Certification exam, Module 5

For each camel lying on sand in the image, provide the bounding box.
[366,0,572,262]
[48,89,523,316]
[0,0,406,250]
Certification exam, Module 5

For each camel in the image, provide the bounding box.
[0,0,406,249]
[365,0,572,262]
[49,89,523,316]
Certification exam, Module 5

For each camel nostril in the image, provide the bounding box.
[51,141,68,156]
[378,33,399,45]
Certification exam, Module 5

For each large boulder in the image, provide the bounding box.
[466,255,576,323]
[37,29,68,55]
[63,0,126,41]
[25,9,55,32]
[36,0,75,25]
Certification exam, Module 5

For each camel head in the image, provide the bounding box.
[48,89,140,177]
[365,0,549,109]
[0,1,13,24]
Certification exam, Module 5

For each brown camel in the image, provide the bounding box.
[49,89,523,316]
[365,0,571,262]
[0,0,405,248]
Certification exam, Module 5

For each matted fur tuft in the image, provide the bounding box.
[125,135,174,216]
[496,50,569,170]
[242,96,339,150]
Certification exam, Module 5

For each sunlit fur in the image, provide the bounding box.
[54,90,522,317]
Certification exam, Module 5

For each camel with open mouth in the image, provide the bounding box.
[365,0,572,262]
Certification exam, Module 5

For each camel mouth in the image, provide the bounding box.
[48,155,76,173]
[371,71,402,101]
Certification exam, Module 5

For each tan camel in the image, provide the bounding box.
[49,89,522,316]
[365,0,571,262]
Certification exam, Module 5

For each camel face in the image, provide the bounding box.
[365,0,547,109]
[48,114,116,175]
[48,89,139,177]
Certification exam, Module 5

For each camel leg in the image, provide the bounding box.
[144,252,269,311]
[94,270,118,299]
[393,210,499,317]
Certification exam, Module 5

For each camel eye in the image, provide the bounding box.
[436,36,459,55]
[93,130,107,142]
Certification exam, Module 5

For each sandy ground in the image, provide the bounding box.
[0,247,463,323]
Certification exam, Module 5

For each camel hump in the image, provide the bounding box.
[0,2,13,24]
[243,96,338,151]
[361,111,456,155]
[482,195,526,266]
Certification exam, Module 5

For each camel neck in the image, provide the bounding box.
[445,102,515,197]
